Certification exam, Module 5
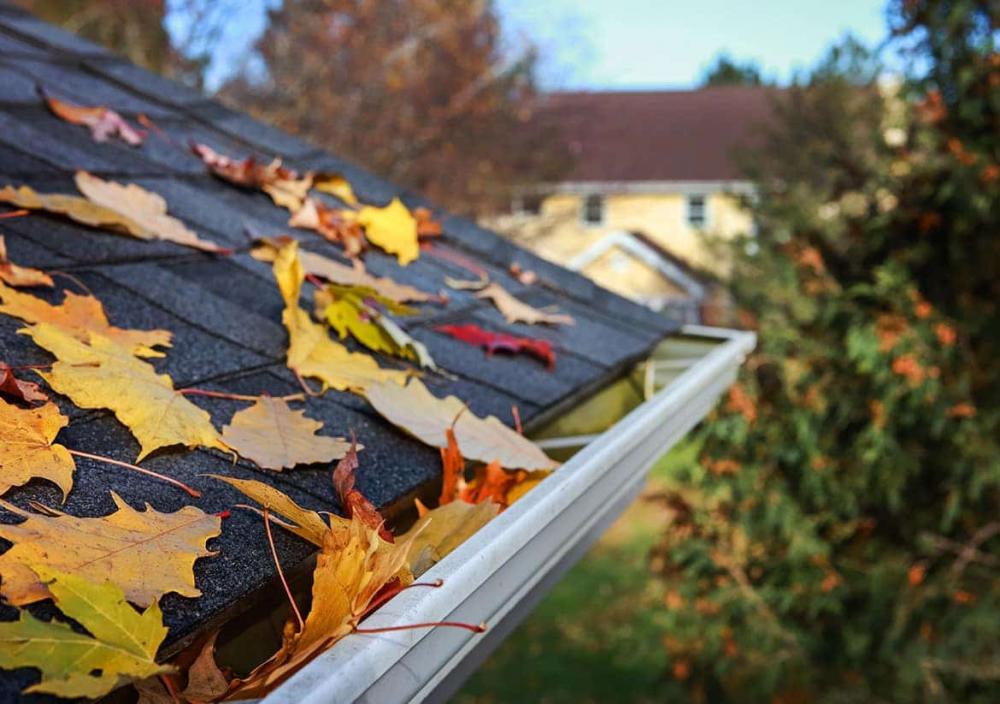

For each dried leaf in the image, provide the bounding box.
[290,198,366,257]
[0,568,171,699]
[356,198,419,265]
[401,500,499,576]
[45,94,145,146]
[460,460,516,506]
[439,427,463,504]
[413,207,442,238]
[312,173,358,207]
[25,323,228,460]
[505,470,550,505]
[75,172,225,253]
[210,474,339,546]
[476,282,574,326]
[0,492,221,607]
[0,361,48,403]
[0,398,74,498]
[436,323,555,368]
[0,235,53,287]
[180,632,229,703]
[273,240,408,394]
[251,237,437,304]
[222,396,352,471]
[332,441,393,542]
[366,378,556,470]
[378,312,437,370]
[227,516,412,698]
[191,143,313,213]
[0,281,171,358]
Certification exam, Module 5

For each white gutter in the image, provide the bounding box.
[262,326,756,704]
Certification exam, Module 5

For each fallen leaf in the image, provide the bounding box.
[476,282,574,326]
[251,237,437,304]
[0,361,48,403]
[378,312,437,370]
[366,378,556,470]
[439,427,464,504]
[356,198,419,265]
[273,240,408,394]
[0,398,74,498]
[180,632,229,703]
[333,440,393,542]
[0,235,53,287]
[210,474,339,546]
[0,281,171,358]
[435,323,555,369]
[504,470,550,505]
[25,323,229,460]
[459,460,516,506]
[44,93,145,146]
[413,207,442,238]
[0,176,225,253]
[0,567,171,699]
[290,198,366,257]
[509,262,538,285]
[401,499,499,576]
[75,172,226,253]
[312,173,358,207]
[192,144,310,211]
[226,515,412,698]
[0,492,221,607]
[222,396,352,471]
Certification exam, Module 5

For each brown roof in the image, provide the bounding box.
[542,87,776,183]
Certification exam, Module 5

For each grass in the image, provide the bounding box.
[453,438,701,704]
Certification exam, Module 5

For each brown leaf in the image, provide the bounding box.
[414,207,442,238]
[476,282,574,326]
[221,396,352,471]
[332,440,393,542]
[0,398,74,498]
[180,632,229,703]
[0,492,221,607]
[366,378,557,470]
[191,143,313,213]
[0,235,52,288]
[44,94,145,146]
[0,281,171,358]
[0,361,47,404]
[289,198,366,257]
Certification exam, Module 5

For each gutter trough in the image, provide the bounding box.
[262,326,756,704]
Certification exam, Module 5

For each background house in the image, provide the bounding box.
[489,86,774,320]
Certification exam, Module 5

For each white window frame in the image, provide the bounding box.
[686,194,708,229]
[581,193,605,226]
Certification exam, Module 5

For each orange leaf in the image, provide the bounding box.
[0,398,75,498]
[44,93,144,146]
[439,427,464,504]
[0,235,52,288]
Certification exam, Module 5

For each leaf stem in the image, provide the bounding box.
[363,578,445,617]
[49,271,94,297]
[178,388,305,403]
[67,449,201,498]
[263,505,305,632]
[354,620,486,635]
[511,405,523,435]
[0,209,28,219]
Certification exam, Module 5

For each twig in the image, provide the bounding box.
[67,449,201,498]
[355,620,486,635]
[49,271,94,297]
[0,209,28,219]
[179,388,305,403]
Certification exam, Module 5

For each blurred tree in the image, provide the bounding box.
[700,53,765,87]
[652,2,1000,702]
[219,0,570,213]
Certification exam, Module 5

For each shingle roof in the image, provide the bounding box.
[543,87,775,182]
[0,4,678,697]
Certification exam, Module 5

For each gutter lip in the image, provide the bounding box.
[262,325,756,704]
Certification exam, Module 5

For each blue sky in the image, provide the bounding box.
[184,0,890,91]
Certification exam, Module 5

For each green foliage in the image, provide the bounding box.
[701,53,767,87]
[652,3,1000,702]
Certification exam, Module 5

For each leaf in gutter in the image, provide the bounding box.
[366,378,557,470]
[332,440,393,542]
[0,492,221,607]
[0,281,171,358]
[0,235,53,288]
[44,94,145,146]
[401,499,499,577]
[289,198,367,257]
[439,427,464,504]
[0,398,74,498]
[179,632,230,703]
[210,474,339,547]
[312,173,358,207]
[221,396,352,471]
[435,323,555,369]
[25,323,229,461]
[0,568,171,699]
[273,239,408,394]
[356,198,419,265]
[251,237,438,304]
[505,470,550,505]
[0,361,48,403]
[476,282,574,326]
[459,460,516,506]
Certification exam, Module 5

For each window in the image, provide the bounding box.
[582,194,604,225]
[512,194,544,216]
[687,194,707,228]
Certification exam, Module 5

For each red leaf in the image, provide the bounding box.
[435,323,555,369]
[332,439,393,542]
[0,362,47,404]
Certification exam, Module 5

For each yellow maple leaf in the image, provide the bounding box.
[0,398,75,498]
[221,396,353,471]
[273,240,408,394]
[401,499,499,576]
[312,173,358,207]
[356,197,420,265]
[0,492,221,607]
[366,378,557,470]
[23,323,228,460]
[0,281,171,358]
[0,235,52,288]
[0,567,171,699]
